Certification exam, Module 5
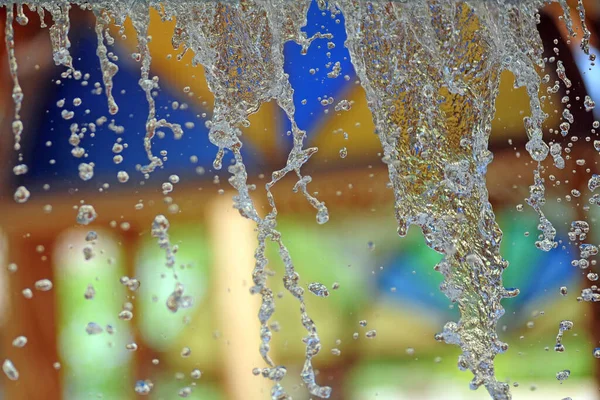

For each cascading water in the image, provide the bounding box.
[1,1,596,399]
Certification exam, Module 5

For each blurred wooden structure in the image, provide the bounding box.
[0,1,599,399]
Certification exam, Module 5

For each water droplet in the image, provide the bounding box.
[78,162,94,181]
[556,369,570,382]
[190,369,202,379]
[85,322,103,335]
[13,186,30,203]
[12,336,27,348]
[76,205,98,225]
[2,359,19,381]
[307,283,329,297]
[34,279,53,291]
[134,380,152,395]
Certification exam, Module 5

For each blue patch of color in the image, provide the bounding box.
[23,31,260,190]
[283,1,356,143]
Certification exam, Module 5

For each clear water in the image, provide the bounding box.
[2,1,596,399]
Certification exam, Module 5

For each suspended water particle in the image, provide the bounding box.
[85,322,103,335]
[308,283,329,297]
[76,205,97,225]
[78,162,94,181]
[584,96,596,112]
[85,231,98,241]
[118,310,133,321]
[166,282,193,313]
[556,369,570,382]
[190,369,202,379]
[134,380,152,395]
[61,109,74,120]
[34,279,53,291]
[332,282,340,290]
[316,206,329,224]
[560,286,568,296]
[181,347,191,358]
[179,387,193,398]
[331,348,341,356]
[589,175,600,192]
[339,147,347,158]
[117,171,129,183]
[126,343,138,351]
[2,359,19,381]
[13,186,30,203]
[13,164,27,175]
[593,348,600,358]
[84,284,96,300]
[22,288,32,299]
[12,336,27,348]
[53,362,61,370]
[169,174,180,184]
[126,279,140,291]
[559,122,570,136]
[365,330,377,339]
[7,263,17,273]
[83,245,94,261]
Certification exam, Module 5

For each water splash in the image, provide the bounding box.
[2,1,596,399]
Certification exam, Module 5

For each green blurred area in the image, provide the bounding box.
[52,203,594,399]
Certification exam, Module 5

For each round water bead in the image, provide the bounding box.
[190,369,202,379]
[556,369,570,382]
[134,380,152,395]
[365,330,377,338]
[34,279,53,291]
[2,359,19,381]
[12,336,27,348]
[78,162,94,181]
[76,205,98,225]
[13,186,30,203]
[85,322,103,335]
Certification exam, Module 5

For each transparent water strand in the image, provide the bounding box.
[47,3,80,79]
[160,2,332,396]
[336,1,558,398]
[93,9,119,115]
[5,6,25,172]
[129,1,183,175]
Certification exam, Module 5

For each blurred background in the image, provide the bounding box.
[0,1,600,399]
